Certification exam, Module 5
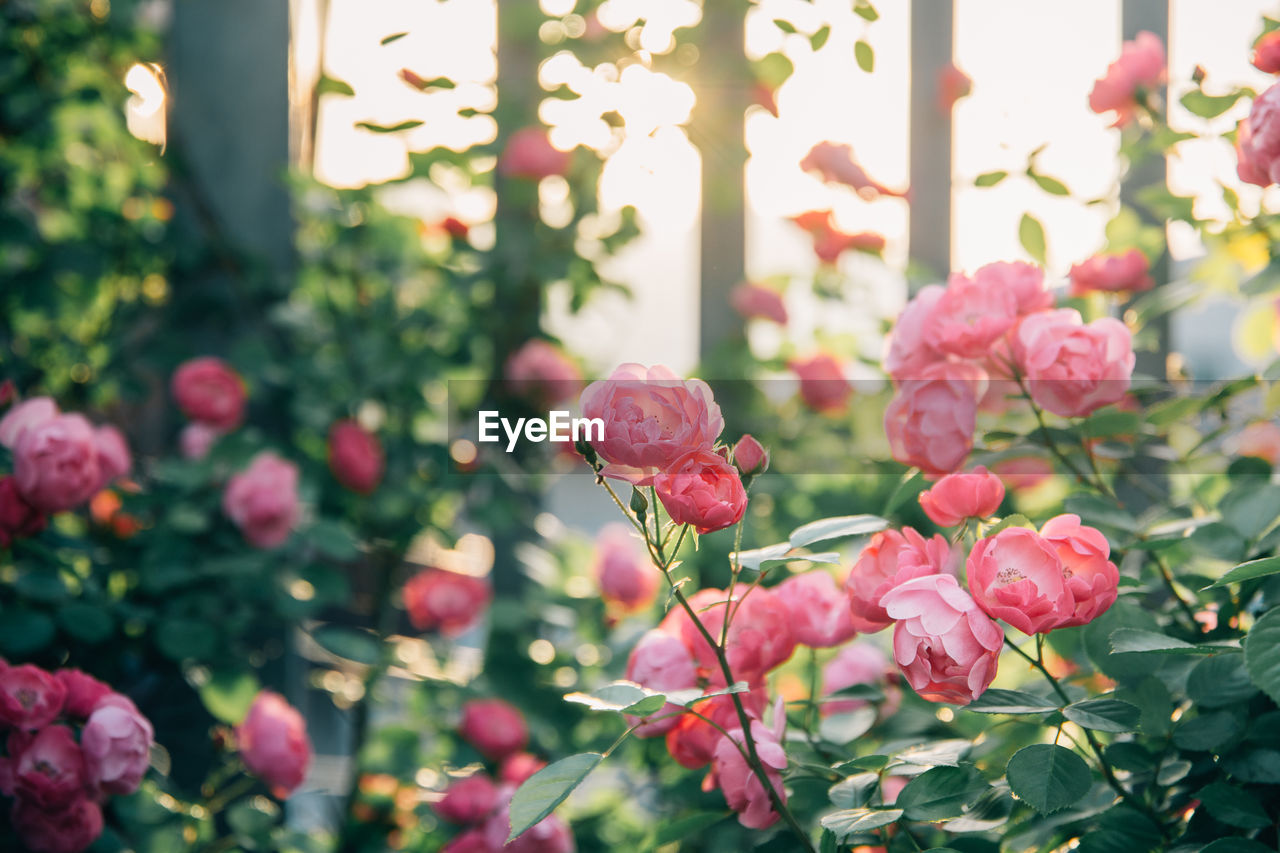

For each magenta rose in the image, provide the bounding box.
[1014,308,1135,418]
[789,353,852,413]
[55,670,112,719]
[15,725,86,809]
[81,694,154,796]
[731,433,769,477]
[11,796,104,853]
[0,397,58,450]
[623,629,698,737]
[0,475,47,547]
[327,420,384,494]
[435,772,500,825]
[730,282,788,325]
[402,568,491,636]
[499,127,571,180]
[238,690,312,797]
[1238,82,1280,187]
[441,828,490,853]
[884,284,946,381]
[505,340,583,406]
[966,527,1074,635]
[171,356,247,430]
[881,574,1003,705]
[0,664,67,730]
[774,571,858,649]
[1088,30,1165,126]
[1039,514,1120,629]
[710,710,788,830]
[845,527,952,633]
[458,699,528,761]
[653,449,747,535]
[222,451,300,548]
[579,363,723,485]
[884,361,982,478]
[592,523,658,614]
[1068,249,1154,297]
[822,641,899,716]
[918,466,1005,527]
[13,413,101,512]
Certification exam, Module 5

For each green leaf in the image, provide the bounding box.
[974,170,1009,187]
[1220,484,1280,540]
[854,40,874,72]
[1199,841,1275,853]
[1244,606,1280,705]
[828,772,880,809]
[789,515,887,549]
[1005,744,1091,815]
[57,602,113,644]
[755,53,794,89]
[1018,213,1047,264]
[356,120,426,134]
[199,670,261,724]
[565,682,658,713]
[1173,710,1242,752]
[508,753,603,842]
[16,571,66,602]
[1196,782,1271,829]
[892,739,971,769]
[311,625,381,665]
[1110,629,1215,655]
[156,618,217,661]
[820,808,902,839]
[1063,698,1141,732]
[650,811,727,847]
[834,754,889,774]
[315,75,355,97]
[965,689,1059,715]
[1179,89,1247,119]
[304,519,361,560]
[380,31,409,45]
[1222,747,1280,783]
[819,708,877,745]
[1031,174,1070,195]
[773,18,797,34]
[810,25,831,50]
[853,1,879,21]
[1187,653,1258,708]
[0,610,55,656]
[896,766,988,821]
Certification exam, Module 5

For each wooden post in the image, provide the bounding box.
[908,0,954,280]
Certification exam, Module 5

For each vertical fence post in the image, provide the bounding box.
[908,0,954,280]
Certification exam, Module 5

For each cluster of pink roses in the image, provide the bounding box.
[884,260,1135,476]
[235,690,312,798]
[0,662,153,853]
[437,699,571,853]
[845,468,1119,705]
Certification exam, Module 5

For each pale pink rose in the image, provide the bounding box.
[327,420,384,494]
[482,784,576,853]
[966,527,1073,635]
[1088,31,1166,126]
[975,260,1053,316]
[884,285,946,381]
[918,466,1005,527]
[505,340,583,406]
[929,271,1019,359]
[774,572,858,648]
[435,773,499,825]
[0,397,59,449]
[13,413,101,512]
[669,586,797,680]
[592,523,658,614]
[0,475,47,546]
[458,699,528,761]
[1038,514,1119,629]
[881,574,1003,705]
[709,706,788,830]
[844,527,952,633]
[1238,82,1280,186]
[238,690,312,797]
[789,353,852,413]
[731,283,788,325]
[1254,31,1280,74]
[624,629,699,737]
[992,456,1055,491]
[171,357,246,430]
[653,449,748,535]
[11,796,104,853]
[0,664,68,730]
[1235,421,1280,464]
[55,670,112,719]
[937,62,972,113]
[731,433,769,477]
[81,693,154,795]
[665,686,766,769]
[884,362,983,477]
[823,641,899,716]
[499,127,571,180]
[222,451,300,548]
[179,422,224,460]
[800,141,904,199]
[93,425,131,491]
[1014,309,1135,418]
[14,725,86,810]
[499,752,546,785]
[1068,249,1154,297]
[403,568,491,636]
[579,363,723,485]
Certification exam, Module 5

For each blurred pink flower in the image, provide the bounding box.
[1235,420,1280,464]
[11,795,103,853]
[730,282,788,325]
[13,413,101,512]
[435,773,500,825]
[500,127,571,180]
[800,141,905,199]
[179,422,224,460]
[458,699,528,761]
[1089,30,1165,126]
[171,357,246,430]
[0,397,58,449]
[81,694,154,796]
[789,353,851,414]
[238,690,312,797]
[14,725,86,810]
[0,665,66,731]
[624,629,698,738]
[884,284,947,381]
[710,705,788,829]
[1254,30,1280,74]
[937,62,972,112]
[884,362,983,477]
[1238,83,1280,186]
[55,670,112,720]
[0,475,46,547]
[505,340,583,406]
[774,571,858,649]
[328,419,385,494]
[1068,249,1154,297]
[92,425,131,491]
[403,568,491,636]
[222,451,300,548]
[929,271,1019,360]
[823,641,899,716]
[592,523,658,615]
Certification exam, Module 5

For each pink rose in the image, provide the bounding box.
[499,752,546,785]
[823,641,898,716]
[1255,31,1280,74]
[0,664,67,730]
[1038,514,1119,628]
[0,397,58,449]
[789,353,852,413]
[710,708,788,829]
[1014,309,1135,418]
[579,363,723,485]
[937,62,972,112]
[884,285,946,381]
[441,828,490,853]
[327,420,384,494]
[966,527,1073,635]
[11,796,104,853]
[669,587,797,681]
[974,260,1053,316]
[666,687,766,769]
[653,449,747,535]
[505,340,583,407]
[1238,83,1280,186]
[171,357,246,430]
[458,699,528,761]
[884,362,982,477]
[592,524,658,615]
[774,571,858,648]
[730,283,788,325]
[222,451,300,548]
[403,568,491,636]
[55,670,112,719]
[992,456,1054,491]
[845,527,952,633]
[929,271,1019,360]
[93,425,131,491]
[1235,421,1280,464]
[81,694,153,796]
[0,475,46,546]
[918,466,1005,527]
[15,725,86,809]
[800,141,903,199]
[1088,31,1165,126]
[238,690,312,797]
[1068,249,1154,297]
[482,785,575,853]
[179,422,224,460]
[13,413,101,512]
[623,629,698,737]
[731,434,769,477]
[499,127,571,180]
[881,574,1003,705]
[435,773,499,825]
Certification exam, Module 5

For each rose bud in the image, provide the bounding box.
[653,449,748,535]
[918,466,1005,527]
[402,568,491,636]
[435,773,499,825]
[328,419,385,494]
[731,434,769,477]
